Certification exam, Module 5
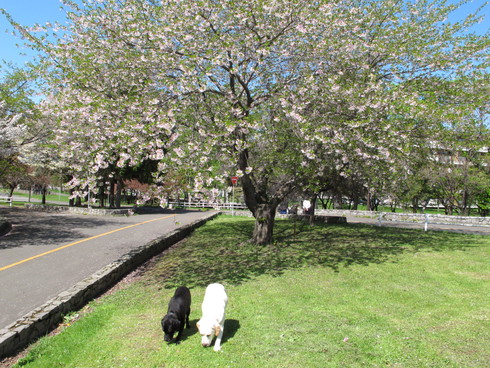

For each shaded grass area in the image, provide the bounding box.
[145,216,485,288]
[12,216,490,367]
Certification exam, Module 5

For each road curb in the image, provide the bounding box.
[0,211,219,359]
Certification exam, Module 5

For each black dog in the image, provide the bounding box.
[161,286,191,343]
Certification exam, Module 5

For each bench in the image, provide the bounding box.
[0,196,13,207]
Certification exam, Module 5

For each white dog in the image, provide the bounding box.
[196,283,228,351]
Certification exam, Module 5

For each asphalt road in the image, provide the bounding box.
[0,207,216,330]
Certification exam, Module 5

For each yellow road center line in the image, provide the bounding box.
[0,214,176,272]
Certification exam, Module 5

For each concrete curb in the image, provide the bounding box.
[0,211,219,359]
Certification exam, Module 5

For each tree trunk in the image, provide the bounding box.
[41,186,47,205]
[238,150,294,245]
[333,193,343,209]
[390,201,397,212]
[98,182,105,208]
[309,194,317,226]
[8,185,15,198]
[460,190,469,216]
[252,203,277,245]
[444,204,453,215]
[115,177,123,208]
[412,198,419,213]
[109,177,115,208]
[351,196,359,210]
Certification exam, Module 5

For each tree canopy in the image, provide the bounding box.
[3,0,489,243]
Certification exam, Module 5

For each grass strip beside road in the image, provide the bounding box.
[0,215,176,272]
[11,216,490,367]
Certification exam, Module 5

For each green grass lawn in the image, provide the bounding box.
[13,216,490,367]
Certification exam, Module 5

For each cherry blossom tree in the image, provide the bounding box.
[4,0,488,243]
[0,67,51,194]
[0,67,38,159]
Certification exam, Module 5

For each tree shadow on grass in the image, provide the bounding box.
[145,216,485,289]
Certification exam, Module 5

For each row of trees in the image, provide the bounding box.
[310,138,490,217]
[1,0,489,244]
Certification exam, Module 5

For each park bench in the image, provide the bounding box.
[0,195,13,207]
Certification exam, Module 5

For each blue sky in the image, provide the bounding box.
[0,0,74,70]
[0,0,489,70]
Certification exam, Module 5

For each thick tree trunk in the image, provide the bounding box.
[252,203,277,245]
[238,150,294,245]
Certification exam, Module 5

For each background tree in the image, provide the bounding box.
[0,67,41,159]
[0,66,50,195]
[0,156,30,197]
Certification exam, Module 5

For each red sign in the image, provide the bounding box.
[231,176,238,185]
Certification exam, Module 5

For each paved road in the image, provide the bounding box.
[0,207,216,330]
